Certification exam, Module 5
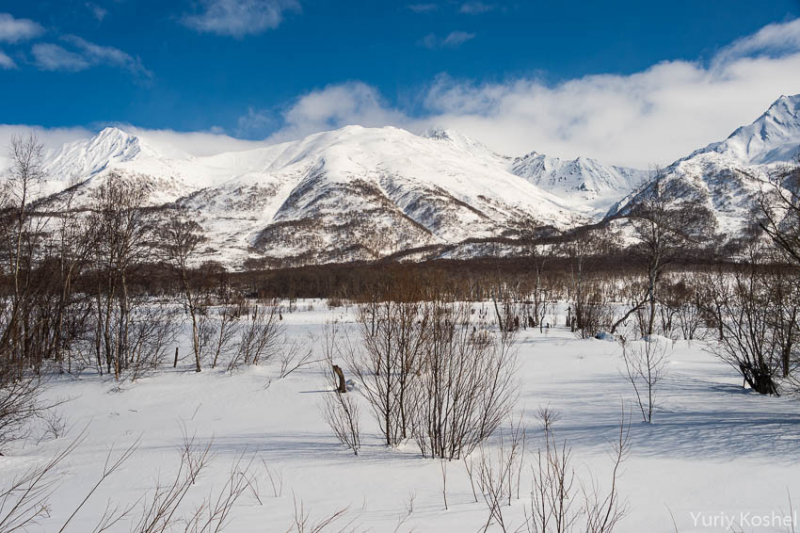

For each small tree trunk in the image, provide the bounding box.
[333,365,347,393]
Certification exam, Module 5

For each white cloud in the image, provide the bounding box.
[408,3,438,13]
[237,106,277,137]
[0,124,263,165]
[32,43,91,71]
[0,13,44,43]
[714,17,800,66]
[259,82,408,143]
[0,49,16,69]
[0,125,93,164]
[255,18,800,168]
[123,126,265,157]
[459,1,495,14]
[182,0,300,37]
[32,37,150,77]
[420,31,476,49]
[63,35,151,76]
[11,18,800,171]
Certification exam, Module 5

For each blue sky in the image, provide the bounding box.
[1,0,800,166]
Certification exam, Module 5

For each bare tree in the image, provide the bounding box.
[88,173,154,379]
[618,337,669,423]
[758,159,800,267]
[624,170,715,336]
[159,207,206,372]
[706,244,783,395]
[320,322,361,455]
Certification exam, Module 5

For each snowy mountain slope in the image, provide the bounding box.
[694,94,800,165]
[510,152,649,210]
[36,125,582,266]
[25,94,800,266]
[184,126,580,265]
[607,94,800,237]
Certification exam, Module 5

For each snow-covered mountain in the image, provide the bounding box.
[22,93,800,267]
[607,94,800,237]
[510,152,649,209]
[35,125,589,266]
[696,94,800,165]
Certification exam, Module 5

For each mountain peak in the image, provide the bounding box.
[702,93,800,165]
[43,126,156,181]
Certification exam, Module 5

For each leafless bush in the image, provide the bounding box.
[37,408,69,443]
[262,461,284,498]
[413,302,518,459]
[344,300,517,458]
[525,408,629,533]
[127,304,181,381]
[181,452,260,533]
[288,496,355,533]
[203,303,241,370]
[0,435,82,532]
[346,301,428,447]
[278,336,314,379]
[0,371,45,452]
[469,414,528,532]
[619,337,669,423]
[226,303,282,371]
[704,252,784,395]
[321,389,361,456]
[320,322,361,455]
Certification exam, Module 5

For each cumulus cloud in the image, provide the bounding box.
[254,18,800,167]
[0,49,16,69]
[11,18,800,170]
[255,82,408,143]
[32,36,150,76]
[0,13,44,43]
[419,31,475,49]
[182,0,300,37]
[459,1,495,14]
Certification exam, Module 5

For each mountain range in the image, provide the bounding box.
[16,94,800,267]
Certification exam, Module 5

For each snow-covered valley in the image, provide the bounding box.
[4,301,800,533]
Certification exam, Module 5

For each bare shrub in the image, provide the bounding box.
[525,408,629,533]
[345,301,428,447]
[619,337,669,423]
[278,336,314,379]
[0,435,83,532]
[0,370,49,452]
[321,388,361,456]
[227,303,282,371]
[37,408,69,443]
[127,304,181,381]
[320,322,361,455]
[201,301,242,370]
[473,413,528,531]
[704,250,784,395]
[288,496,355,533]
[413,301,518,459]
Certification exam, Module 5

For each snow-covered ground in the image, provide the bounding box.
[4,301,800,532]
